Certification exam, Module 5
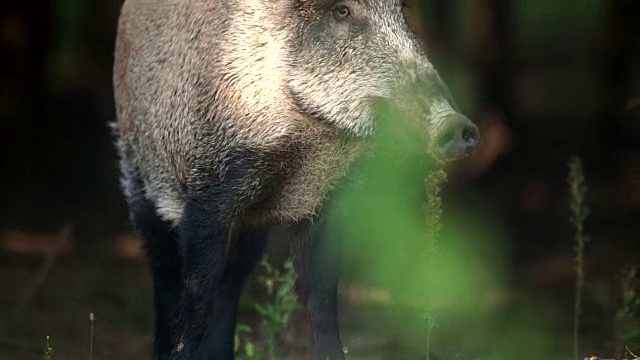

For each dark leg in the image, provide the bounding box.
[204,227,269,359]
[127,185,183,360]
[290,218,345,360]
[173,196,233,359]
[169,149,268,359]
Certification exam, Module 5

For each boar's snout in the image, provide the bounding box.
[434,113,479,161]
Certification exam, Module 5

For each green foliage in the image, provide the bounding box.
[235,257,300,360]
[256,257,300,359]
[235,323,257,359]
[329,101,559,359]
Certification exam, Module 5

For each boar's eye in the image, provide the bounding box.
[333,4,351,19]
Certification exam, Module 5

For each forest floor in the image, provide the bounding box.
[0,226,636,360]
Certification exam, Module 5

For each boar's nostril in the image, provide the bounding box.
[461,125,479,148]
[435,114,479,161]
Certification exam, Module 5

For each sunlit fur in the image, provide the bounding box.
[113,0,458,226]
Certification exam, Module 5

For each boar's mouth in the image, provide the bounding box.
[287,86,374,139]
[288,87,331,127]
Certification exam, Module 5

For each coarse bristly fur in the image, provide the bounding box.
[113,0,478,358]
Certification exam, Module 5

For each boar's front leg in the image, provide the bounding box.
[174,151,266,359]
[174,193,232,359]
[291,218,346,360]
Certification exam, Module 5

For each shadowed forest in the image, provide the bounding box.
[0,0,638,359]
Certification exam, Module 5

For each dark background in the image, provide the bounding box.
[0,0,638,359]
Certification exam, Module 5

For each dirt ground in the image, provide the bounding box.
[0,224,636,360]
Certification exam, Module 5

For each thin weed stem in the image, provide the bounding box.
[423,168,447,360]
[43,335,54,360]
[568,156,589,360]
[89,312,94,360]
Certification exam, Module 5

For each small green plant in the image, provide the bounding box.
[615,265,640,357]
[235,256,300,360]
[568,156,589,360]
[42,335,54,360]
[235,323,258,359]
[256,257,300,359]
